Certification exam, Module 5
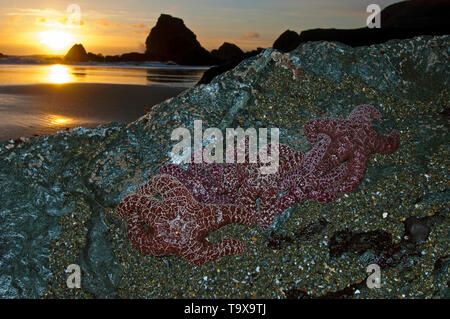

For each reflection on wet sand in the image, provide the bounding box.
[0,63,203,140]
[0,63,207,87]
[146,68,205,86]
[46,65,75,84]
[0,82,186,141]
[45,114,74,126]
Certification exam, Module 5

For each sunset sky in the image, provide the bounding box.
[0,0,399,56]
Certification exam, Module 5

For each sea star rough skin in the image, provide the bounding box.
[115,174,257,265]
[116,105,400,264]
[159,105,400,229]
[159,143,305,226]
[159,140,329,230]
[299,104,400,202]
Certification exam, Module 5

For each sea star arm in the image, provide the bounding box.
[280,133,331,192]
[348,104,400,155]
[303,118,343,143]
[115,193,148,219]
[181,204,256,265]
[126,211,161,255]
[370,130,400,155]
[159,164,234,204]
[310,163,349,202]
[348,104,382,123]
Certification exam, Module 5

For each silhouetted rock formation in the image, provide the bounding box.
[211,42,244,61]
[200,0,450,84]
[272,30,301,52]
[379,0,449,29]
[64,44,88,62]
[104,55,121,63]
[86,52,105,62]
[274,0,450,51]
[119,52,148,62]
[103,52,149,63]
[145,14,218,65]
[64,44,151,63]
[197,48,264,85]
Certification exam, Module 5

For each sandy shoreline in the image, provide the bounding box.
[0,83,186,141]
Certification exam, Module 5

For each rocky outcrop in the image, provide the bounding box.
[64,44,88,62]
[274,0,450,50]
[197,47,263,85]
[64,45,150,63]
[64,44,107,63]
[86,52,105,62]
[211,42,244,61]
[0,35,448,298]
[272,30,301,52]
[145,14,218,65]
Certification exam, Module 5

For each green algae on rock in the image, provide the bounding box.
[0,35,448,299]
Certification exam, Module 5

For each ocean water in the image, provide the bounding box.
[0,63,208,87]
[0,63,204,141]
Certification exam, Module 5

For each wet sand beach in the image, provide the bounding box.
[0,83,186,141]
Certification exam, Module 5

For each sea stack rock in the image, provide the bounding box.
[64,44,88,62]
[145,14,217,65]
[272,30,302,52]
[211,42,244,62]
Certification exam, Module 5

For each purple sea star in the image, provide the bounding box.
[159,139,326,229]
[115,174,257,265]
[299,104,400,202]
[116,105,400,264]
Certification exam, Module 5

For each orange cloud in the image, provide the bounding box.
[7,16,21,24]
[35,15,84,28]
[96,20,147,31]
[96,19,110,27]
[131,23,146,29]
[242,31,260,39]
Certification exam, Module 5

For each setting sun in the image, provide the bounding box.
[39,30,75,52]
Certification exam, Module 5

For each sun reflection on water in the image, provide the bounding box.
[46,64,74,84]
[46,114,73,126]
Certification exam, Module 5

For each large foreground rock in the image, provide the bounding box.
[0,35,448,298]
